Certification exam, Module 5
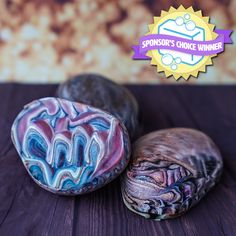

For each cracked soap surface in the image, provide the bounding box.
[11,97,130,195]
[121,128,223,220]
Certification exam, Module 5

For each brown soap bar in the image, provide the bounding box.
[121,128,223,220]
[57,74,139,140]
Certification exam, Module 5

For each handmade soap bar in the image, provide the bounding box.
[57,74,139,140]
[11,97,130,195]
[121,128,223,220]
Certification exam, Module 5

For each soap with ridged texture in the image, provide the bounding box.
[121,128,223,220]
[11,97,130,195]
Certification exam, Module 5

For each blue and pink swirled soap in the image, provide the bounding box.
[11,97,130,195]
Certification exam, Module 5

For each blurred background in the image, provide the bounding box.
[0,0,235,84]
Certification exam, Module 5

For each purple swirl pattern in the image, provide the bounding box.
[11,97,130,195]
[121,128,223,220]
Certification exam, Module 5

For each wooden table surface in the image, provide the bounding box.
[0,84,236,236]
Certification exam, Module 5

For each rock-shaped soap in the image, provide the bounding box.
[11,97,130,195]
[121,128,223,220]
[57,74,139,140]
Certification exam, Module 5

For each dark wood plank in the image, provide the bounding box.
[0,84,75,236]
[0,84,236,236]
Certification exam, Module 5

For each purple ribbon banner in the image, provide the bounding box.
[132,29,233,60]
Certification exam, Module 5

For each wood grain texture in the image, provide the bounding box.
[0,83,236,236]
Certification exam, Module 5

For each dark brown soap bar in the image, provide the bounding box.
[57,74,139,140]
[121,128,223,220]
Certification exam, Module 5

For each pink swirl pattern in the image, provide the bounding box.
[11,97,130,195]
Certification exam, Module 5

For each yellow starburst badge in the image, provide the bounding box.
[132,5,233,80]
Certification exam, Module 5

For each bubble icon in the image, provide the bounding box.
[175,57,182,64]
[171,64,177,70]
[175,17,184,26]
[162,54,173,65]
[184,14,190,20]
[185,20,196,31]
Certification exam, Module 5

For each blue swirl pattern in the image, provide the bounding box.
[12,97,130,195]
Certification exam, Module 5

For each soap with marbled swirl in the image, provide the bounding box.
[11,97,130,195]
[121,128,223,220]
